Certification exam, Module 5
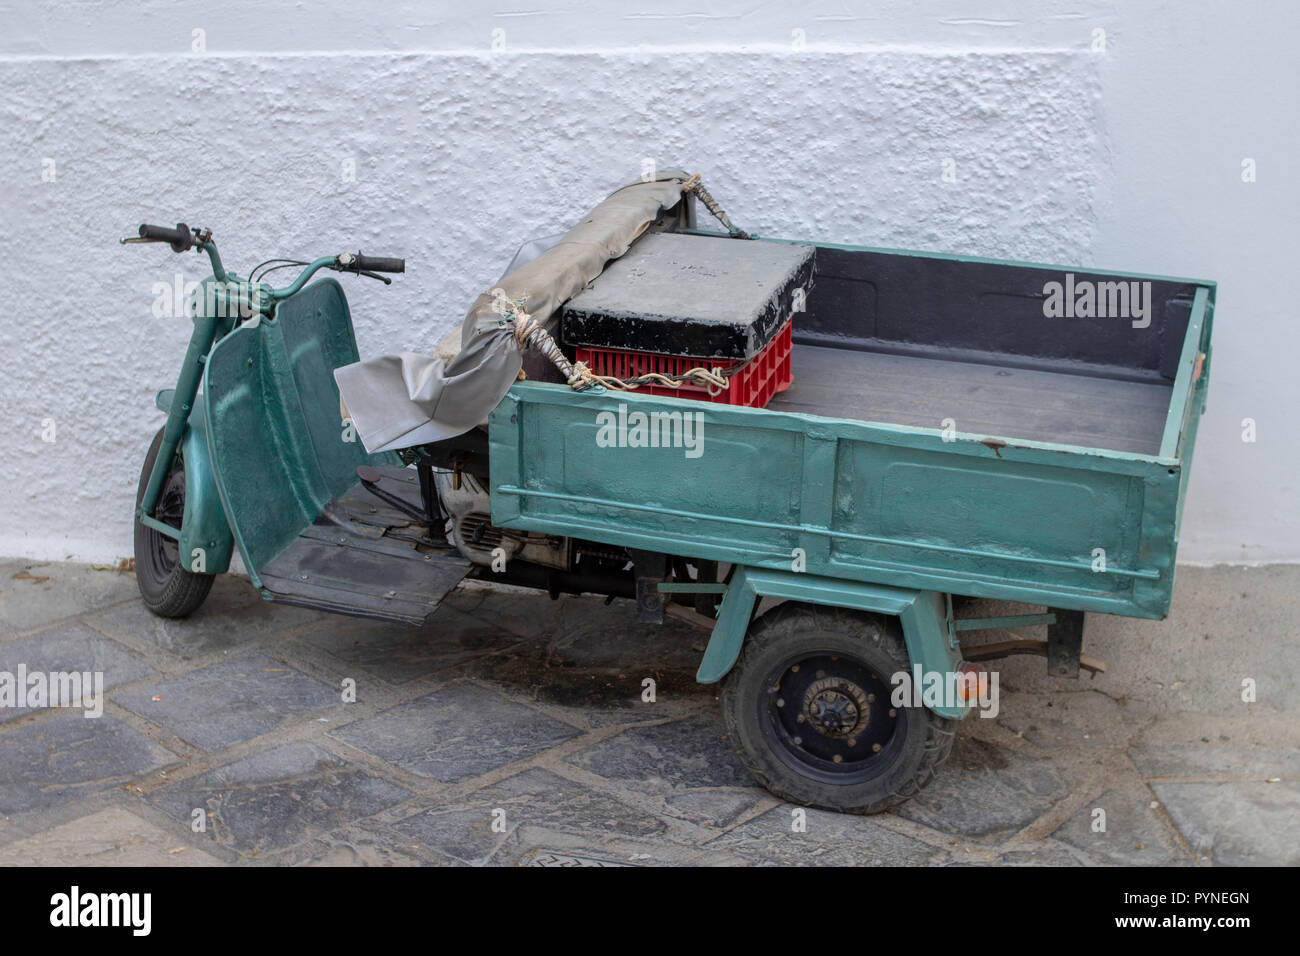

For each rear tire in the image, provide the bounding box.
[133,427,214,618]
[720,602,955,814]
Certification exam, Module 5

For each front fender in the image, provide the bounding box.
[155,388,235,574]
[695,566,967,719]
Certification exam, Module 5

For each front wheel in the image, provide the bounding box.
[720,602,955,814]
[133,427,214,618]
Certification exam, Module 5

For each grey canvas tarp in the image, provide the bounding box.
[334,170,693,453]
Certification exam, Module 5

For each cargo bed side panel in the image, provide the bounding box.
[490,383,1180,619]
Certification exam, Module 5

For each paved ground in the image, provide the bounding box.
[0,559,1295,867]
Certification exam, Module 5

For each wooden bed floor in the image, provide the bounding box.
[767,345,1173,455]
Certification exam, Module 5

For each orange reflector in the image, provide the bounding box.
[954,662,987,703]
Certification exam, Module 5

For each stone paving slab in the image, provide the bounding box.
[440,583,571,640]
[0,807,222,866]
[298,603,521,685]
[1129,744,1300,780]
[329,681,582,781]
[993,845,1086,866]
[1148,780,1300,866]
[147,742,412,858]
[0,561,1295,866]
[84,575,316,662]
[111,652,342,752]
[662,788,764,830]
[894,736,1069,841]
[388,767,666,865]
[0,624,152,722]
[565,714,755,790]
[1051,788,1189,865]
[493,828,743,867]
[547,599,706,673]
[703,805,942,866]
[447,601,711,727]
[480,827,732,866]
[0,714,178,816]
[296,830,434,867]
[458,648,693,728]
[0,562,140,634]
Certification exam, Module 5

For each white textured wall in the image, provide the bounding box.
[1,1,1295,564]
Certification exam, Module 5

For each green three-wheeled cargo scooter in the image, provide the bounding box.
[126,171,1214,813]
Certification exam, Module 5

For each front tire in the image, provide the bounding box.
[720,602,955,814]
[133,427,214,618]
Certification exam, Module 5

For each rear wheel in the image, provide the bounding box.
[133,427,214,618]
[720,602,955,814]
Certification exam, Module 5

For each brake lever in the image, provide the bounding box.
[328,263,392,285]
[120,237,164,245]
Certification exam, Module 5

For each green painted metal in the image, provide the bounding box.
[202,279,396,587]
[488,239,1213,691]
[1172,301,1213,545]
[136,307,218,520]
[137,270,251,526]
[1160,287,1211,459]
[954,613,1057,632]
[196,237,231,284]
[265,257,339,301]
[489,376,1191,620]
[151,376,239,574]
[138,514,180,539]
[177,392,235,574]
[694,567,966,719]
[138,237,409,590]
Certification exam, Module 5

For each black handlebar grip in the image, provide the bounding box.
[351,254,405,274]
[138,223,193,252]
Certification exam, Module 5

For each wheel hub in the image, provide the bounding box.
[802,677,869,739]
[151,468,187,568]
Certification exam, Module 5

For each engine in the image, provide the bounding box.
[434,469,569,570]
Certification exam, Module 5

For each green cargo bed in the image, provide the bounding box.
[489,236,1214,621]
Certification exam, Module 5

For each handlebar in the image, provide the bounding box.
[137,223,194,253]
[124,223,405,311]
[336,253,405,274]
[258,252,406,299]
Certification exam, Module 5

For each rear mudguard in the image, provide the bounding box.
[154,388,235,575]
[696,566,968,720]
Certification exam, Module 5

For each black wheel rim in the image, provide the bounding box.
[142,463,186,580]
[758,651,905,785]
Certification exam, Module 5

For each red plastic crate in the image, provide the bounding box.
[574,318,793,408]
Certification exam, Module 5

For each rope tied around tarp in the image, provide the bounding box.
[682,173,751,240]
[488,287,744,396]
[484,173,752,395]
